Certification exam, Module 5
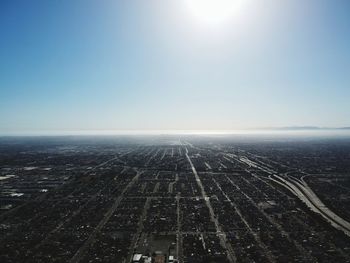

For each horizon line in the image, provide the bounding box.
[1,127,350,137]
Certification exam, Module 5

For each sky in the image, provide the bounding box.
[1,0,350,134]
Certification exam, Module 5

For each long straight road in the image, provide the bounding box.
[212,177,276,263]
[70,170,141,263]
[185,147,236,263]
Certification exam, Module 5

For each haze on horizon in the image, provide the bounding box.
[1,0,350,134]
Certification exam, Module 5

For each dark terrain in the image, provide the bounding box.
[1,135,350,263]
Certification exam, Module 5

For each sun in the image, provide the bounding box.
[185,0,243,25]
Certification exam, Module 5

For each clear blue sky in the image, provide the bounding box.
[1,0,350,134]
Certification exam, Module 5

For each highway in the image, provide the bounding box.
[235,154,350,237]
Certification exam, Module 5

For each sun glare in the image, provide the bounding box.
[185,0,243,25]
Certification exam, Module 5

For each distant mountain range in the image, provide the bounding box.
[263,126,350,131]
